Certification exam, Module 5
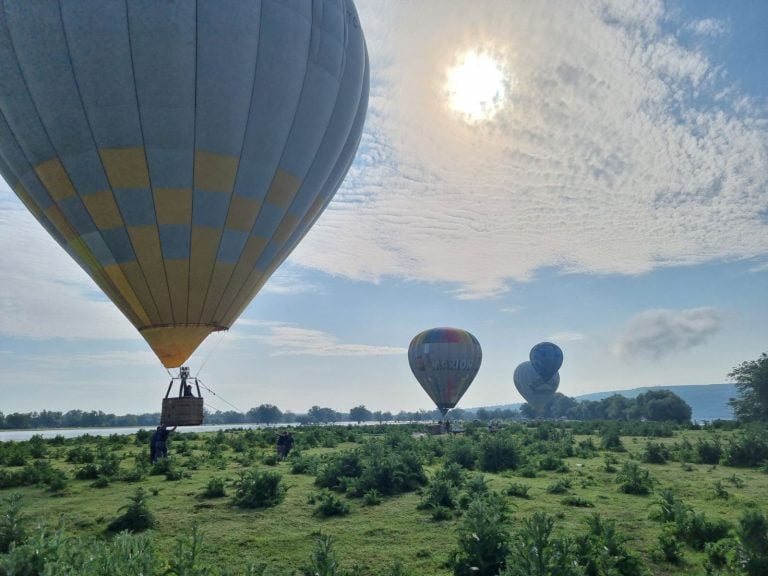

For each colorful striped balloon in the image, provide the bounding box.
[408,327,482,415]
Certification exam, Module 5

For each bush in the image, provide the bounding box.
[202,477,227,498]
[680,512,732,550]
[657,524,684,564]
[315,442,426,497]
[363,489,382,506]
[451,496,510,576]
[601,426,625,452]
[642,441,670,464]
[290,454,318,475]
[107,488,155,533]
[738,509,768,576]
[649,489,688,523]
[477,434,520,473]
[575,514,643,576]
[696,437,722,464]
[561,496,593,508]
[722,428,768,467]
[538,454,564,471]
[504,512,580,576]
[445,437,477,469]
[0,493,26,553]
[505,482,530,499]
[313,491,351,518]
[546,478,572,494]
[300,533,352,576]
[232,469,286,509]
[66,445,95,464]
[420,475,459,511]
[615,461,654,495]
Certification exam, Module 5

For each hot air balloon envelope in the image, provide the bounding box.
[529,342,563,381]
[408,327,482,415]
[514,361,560,407]
[0,0,369,368]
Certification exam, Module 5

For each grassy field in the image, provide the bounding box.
[1,422,767,575]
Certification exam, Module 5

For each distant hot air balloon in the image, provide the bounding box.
[0,0,369,369]
[513,361,559,407]
[529,342,563,381]
[408,327,482,417]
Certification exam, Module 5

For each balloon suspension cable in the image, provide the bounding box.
[200,396,229,414]
[196,379,242,414]
[194,331,227,379]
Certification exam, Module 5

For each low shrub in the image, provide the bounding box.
[739,509,768,576]
[538,454,564,471]
[696,437,722,464]
[505,482,530,499]
[313,491,350,518]
[451,495,510,576]
[477,434,520,473]
[232,469,286,509]
[561,496,593,508]
[445,437,477,470]
[505,512,578,576]
[642,441,670,464]
[202,477,227,498]
[657,524,684,564]
[546,478,572,494]
[575,514,643,576]
[106,488,155,533]
[680,512,731,550]
[363,489,382,506]
[0,493,26,553]
[722,427,768,468]
[615,461,654,495]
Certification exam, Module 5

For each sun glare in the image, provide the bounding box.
[445,50,507,124]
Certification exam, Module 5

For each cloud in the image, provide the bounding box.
[261,266,323,295]
[29,350,158,368]
[500,305,524,314]
[230,322,406,357]
[547,331,585,343]
[288,0,768,298]
[0,196,137,341]
[686,18,728,37]
[613,307,725,359]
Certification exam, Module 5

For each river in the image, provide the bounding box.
[0,420,402,442]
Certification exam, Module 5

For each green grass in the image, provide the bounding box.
[1,424,767,575]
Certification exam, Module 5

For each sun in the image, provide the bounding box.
[445,49,507,124]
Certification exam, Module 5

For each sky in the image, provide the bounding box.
[1,0,767,416]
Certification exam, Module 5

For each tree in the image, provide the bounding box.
[247,404,283,424]
[307,406,341,423]
[349,405,372,423]
[728,353,768,422]
[634,390,691,423]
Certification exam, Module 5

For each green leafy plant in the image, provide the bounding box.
[615,461,654,495]
[232,469,286,509]
[106,488,155,533]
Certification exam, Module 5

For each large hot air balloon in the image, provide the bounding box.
[408,327,482,417]
[0,0,369,369]
[513,361,559,408]
[529,342,563,381]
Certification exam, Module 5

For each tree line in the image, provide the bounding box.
[2,350,766,430]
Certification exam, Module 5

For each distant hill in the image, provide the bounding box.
[472,383,737,422]
[574,383,736,422]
